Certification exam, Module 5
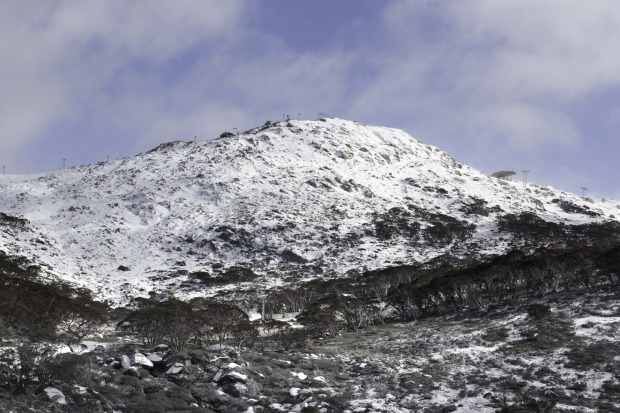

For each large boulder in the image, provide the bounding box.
[132,352,154,368]
[44,387,66,404]
[122,366,141,378]
[310,376,329,387]
[212,362,259,397]
[120,355,132,369]
[166,362,184,375]
[145,352,163,363]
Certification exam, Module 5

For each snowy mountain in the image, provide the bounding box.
[1,118,619,304]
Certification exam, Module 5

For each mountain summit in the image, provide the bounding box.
[1,118,618,303]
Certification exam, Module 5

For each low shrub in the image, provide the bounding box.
[564,343,617,369]
[526,303,551,319]
[482,327,510,342]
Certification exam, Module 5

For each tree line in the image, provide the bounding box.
[1,241,619,395]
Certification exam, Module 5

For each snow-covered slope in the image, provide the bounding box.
[0,118,618,303]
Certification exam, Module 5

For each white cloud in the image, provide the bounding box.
[451,0,620,99]
[0,0,360,168]
[226,50,355,114]
[467,103,581,149]
[0,0,249,164]
[41,0,248,61]
[351,0,620,152]
[144,105,252,148]
[2,0,620,198]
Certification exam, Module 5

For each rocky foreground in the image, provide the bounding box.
[1,287,618,413]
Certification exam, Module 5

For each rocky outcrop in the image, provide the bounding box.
[212,362,259,398]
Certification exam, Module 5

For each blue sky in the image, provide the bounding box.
[1,1,620,199]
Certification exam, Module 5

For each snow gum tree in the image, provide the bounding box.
[120,299,196,350]
[57,300,107,352]
[191,298,254,348]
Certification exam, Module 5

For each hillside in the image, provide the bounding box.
[0,118,619,303]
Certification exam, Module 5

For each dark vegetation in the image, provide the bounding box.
[371,205,475,246]
[552,198,602,217]
[299,288,620,412]
[259,229,620,336]
[0,213,620,411]
[0,256,106,343]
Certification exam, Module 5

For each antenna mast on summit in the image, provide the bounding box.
[522,169,530,188]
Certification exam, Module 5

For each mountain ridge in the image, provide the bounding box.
[0,118,618,304]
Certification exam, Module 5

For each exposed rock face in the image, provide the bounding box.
[166,362,184,375]
[44,387,66,404]
[132,352,154,368]
[120,355,132,369]
[212,362,259,397]
[0,118,618,303]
